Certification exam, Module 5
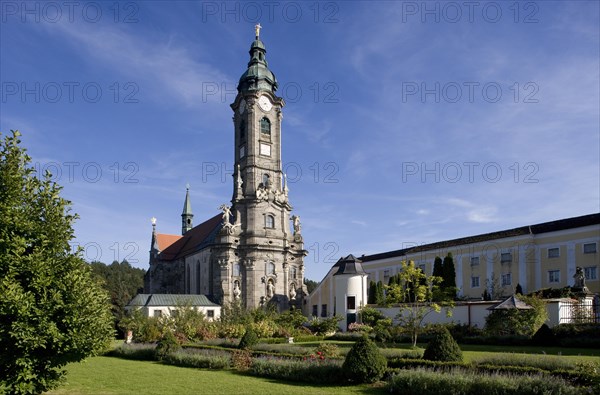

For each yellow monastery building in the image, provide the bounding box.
[307,213,599,319]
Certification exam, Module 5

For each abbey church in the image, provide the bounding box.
[144,26,307,311]
[142,27,599,324]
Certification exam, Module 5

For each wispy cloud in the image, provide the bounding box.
[47,22,230,108]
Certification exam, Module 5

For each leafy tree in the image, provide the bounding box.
[303,278,318,294]
[375,280,385,305]
[309,315,343,335]
[359,306,386,327]
[342,335,387,383]
[484,294,548,336]
[90,260,145,337]
[0,131,113,394]
[368,280,377,304]
[388,273,402,286]
[386,261,454,347]
[442,253,457,299]
[432,256,443,278]
[485,273,502,300]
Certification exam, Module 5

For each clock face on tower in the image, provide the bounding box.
[258,95,272,112]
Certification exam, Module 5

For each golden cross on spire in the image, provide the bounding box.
[255,23,262,38]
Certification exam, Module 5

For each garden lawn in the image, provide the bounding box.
[459,344,600,364]
[45,356,386,395]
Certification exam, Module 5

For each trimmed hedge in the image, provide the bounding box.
[249,357,346,384]
[386,358,598,388]
[387,368,581,395]
[162,349,231,369]
[106,344,157,361]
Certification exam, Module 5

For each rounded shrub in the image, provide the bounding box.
[423,327,463,362]
[342,335,387,383]
[238,328,259,349]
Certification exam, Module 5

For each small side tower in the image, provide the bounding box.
[181,185,193,235]
[333,255,369,331]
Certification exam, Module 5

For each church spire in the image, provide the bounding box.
[181,184,193,234]
[238,24,278,94]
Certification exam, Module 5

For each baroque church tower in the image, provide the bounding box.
[144,26,307,312]
[213,25,307,309]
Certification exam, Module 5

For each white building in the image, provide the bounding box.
[125,294,221,321]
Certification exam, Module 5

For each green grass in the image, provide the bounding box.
[295,340,600,362]
[46,356,386,395]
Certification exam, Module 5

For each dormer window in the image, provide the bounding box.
[260,117,271,135]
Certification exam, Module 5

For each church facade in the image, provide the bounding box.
[144,27,308,311]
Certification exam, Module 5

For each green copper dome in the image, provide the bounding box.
[238,38,278,93]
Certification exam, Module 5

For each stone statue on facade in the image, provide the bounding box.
[256,186,268,201]
[291,215,301,234]
[573,266,589,293]
[289,283,296,300]
[267,280,274,298]
[219,204,232,224]
[233,281,241,300]
[236,165,243,190]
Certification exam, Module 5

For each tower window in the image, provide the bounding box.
[240,120,246,141]
[290,266,298,279]
[260,117,271,135]
[265,215,275,229]
[262,173,270,186]
[347,296,356,310]
[268,262,275,275]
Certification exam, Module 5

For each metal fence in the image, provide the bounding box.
[559,298,600,324]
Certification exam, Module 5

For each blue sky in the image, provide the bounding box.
[1,1,599,282]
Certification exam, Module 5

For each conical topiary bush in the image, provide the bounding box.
[342,335,387,383]
[423,327,463,362]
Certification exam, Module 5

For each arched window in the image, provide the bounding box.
[262,173,270,187]
[260,117,271,135]
[265,215,275,229]
[268,262,276,275]
[233,263,240,277]
[291,266,297,279]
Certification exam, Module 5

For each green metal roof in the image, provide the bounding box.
[182,187,192,216]
[127,294,219,307]
[238,38,278,93]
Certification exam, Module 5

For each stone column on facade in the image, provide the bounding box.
[244,258,257,308]
[218,258,230,305]
[282,260,289,302]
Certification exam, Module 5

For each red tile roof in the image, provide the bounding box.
[155,234,182,251]
[158,214,222,261]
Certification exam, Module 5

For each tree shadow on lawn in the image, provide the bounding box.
[232,371,388,394]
